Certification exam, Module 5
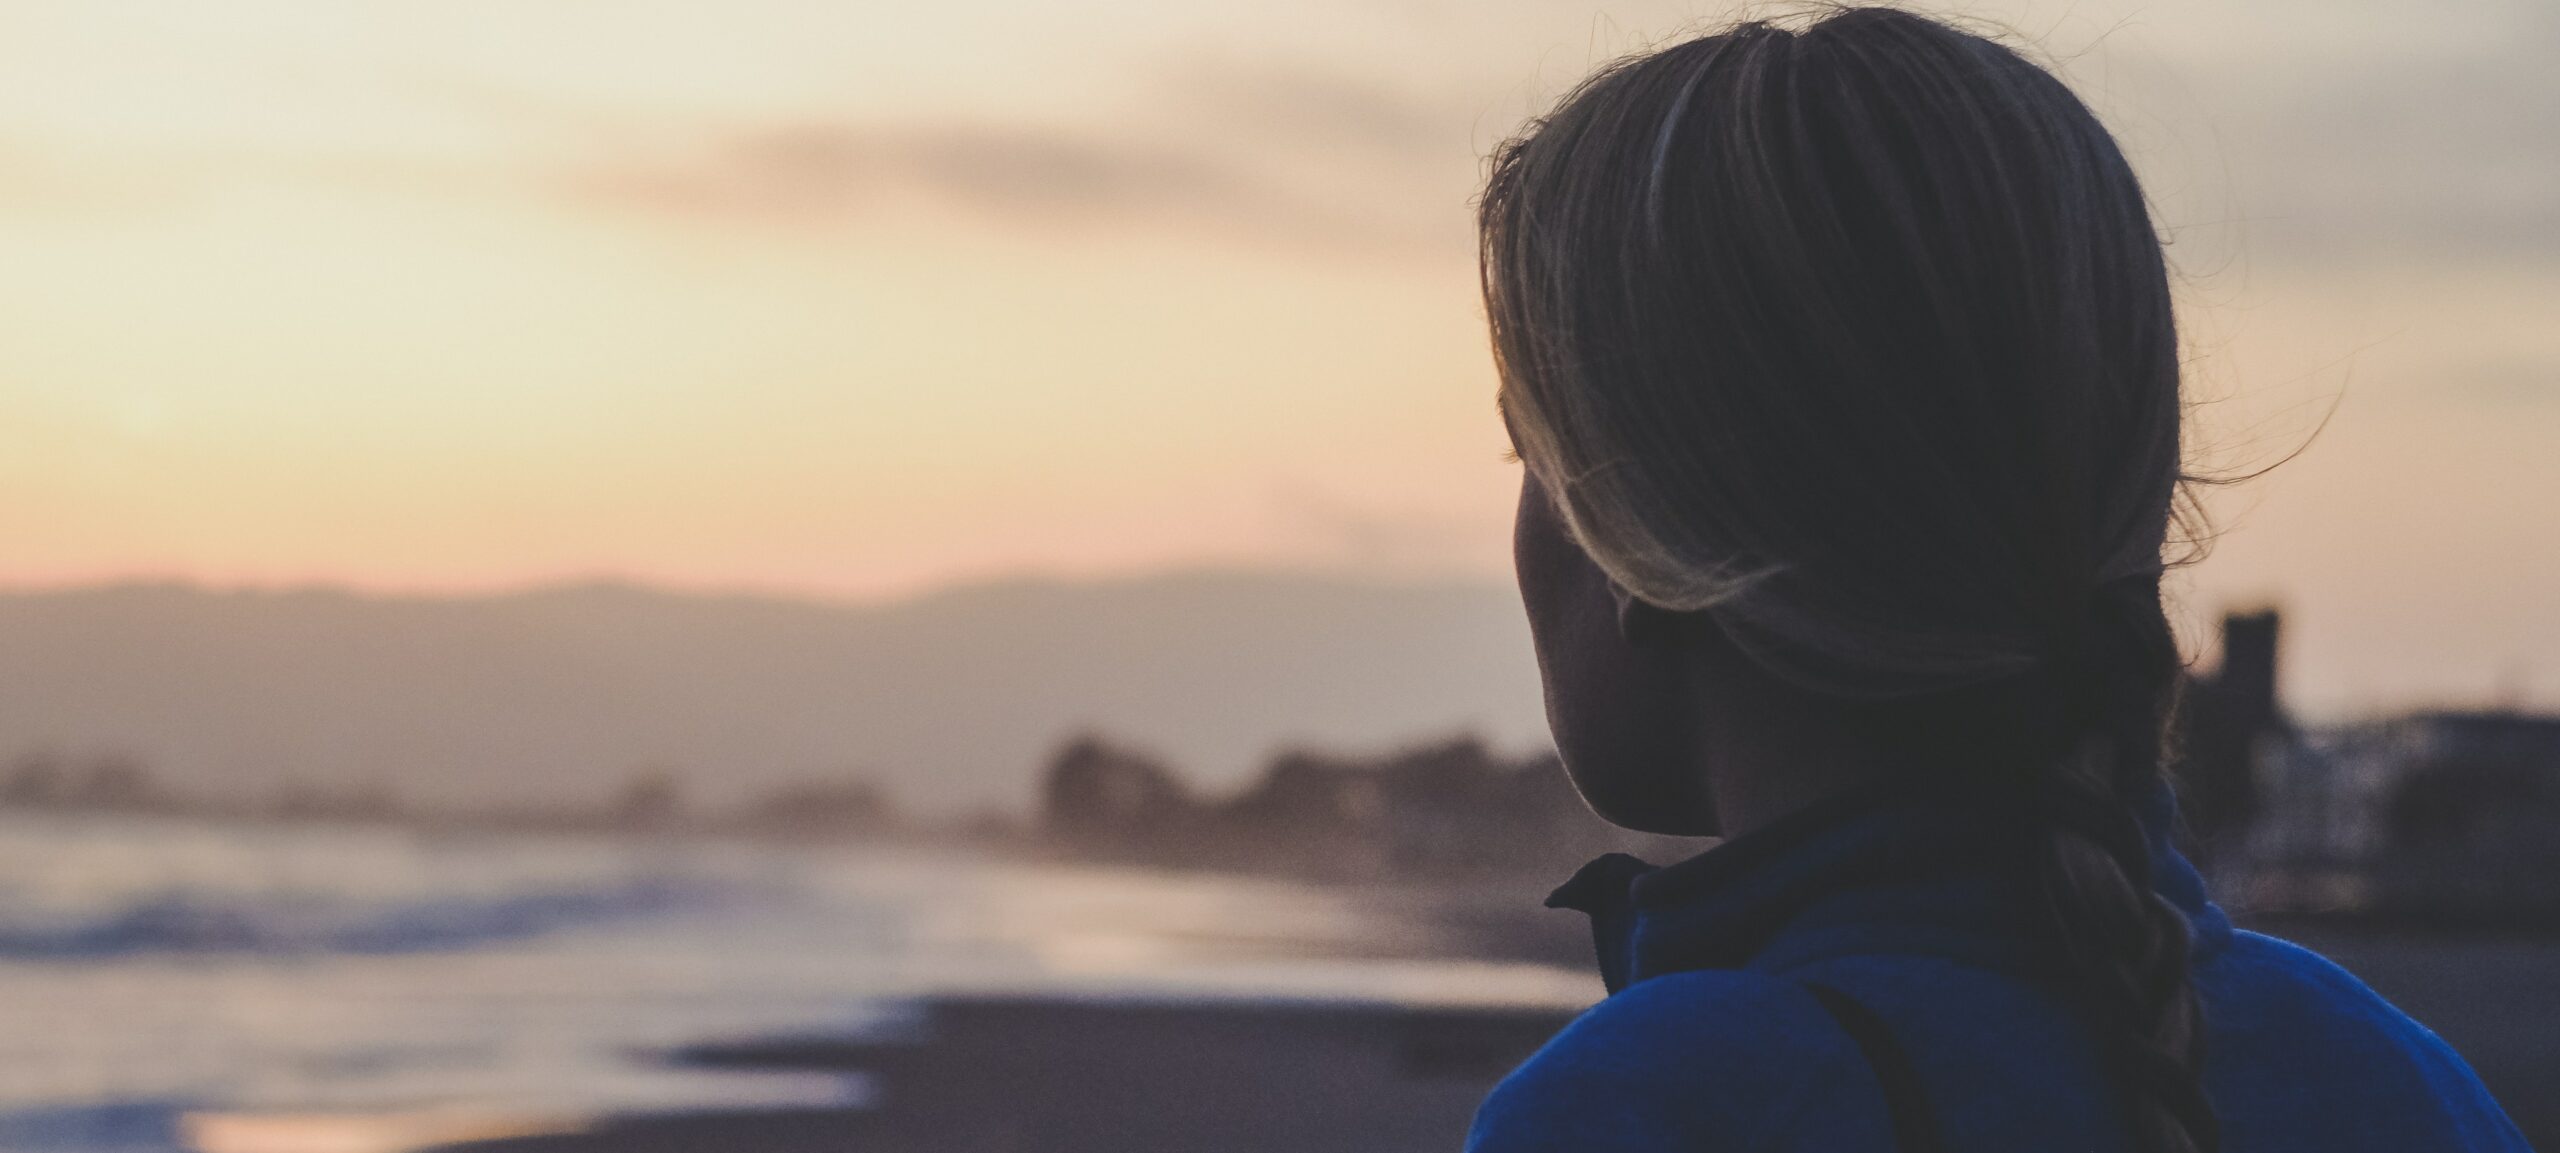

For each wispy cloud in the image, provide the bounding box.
[1156,57,1472,159]
[565,121,1240,221]
[551,112,1460,255]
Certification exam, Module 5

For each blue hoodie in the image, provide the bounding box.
[1467,790,2529,1152]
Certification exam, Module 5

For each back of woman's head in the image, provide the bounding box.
[1488,5,2182,697]
[1482,8,2214,1152]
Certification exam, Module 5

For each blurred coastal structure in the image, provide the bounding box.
[2250,710,2560,923]
[1,752,174,814]
[1036,613,2314,887]
[2176,610,2560,924]
[1041,733,1696,881]
[1037,611,2560,926]
[2177,610,2289,864]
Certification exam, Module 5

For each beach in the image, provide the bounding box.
[7,812,2555,1152]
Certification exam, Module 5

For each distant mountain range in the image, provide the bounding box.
[0,573,1551,814]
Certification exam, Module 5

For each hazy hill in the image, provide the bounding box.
[0,573,1550,814]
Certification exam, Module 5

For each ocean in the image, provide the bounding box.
[0,812,1597,1152]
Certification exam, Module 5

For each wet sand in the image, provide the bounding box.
[433,996,1575,1153]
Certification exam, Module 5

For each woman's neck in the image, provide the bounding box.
[1680,633,1900,840]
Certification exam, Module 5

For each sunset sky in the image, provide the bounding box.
[1,0,2556,716]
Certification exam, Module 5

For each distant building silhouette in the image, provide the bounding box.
[2253,711,2560,923]
[2177,609,2289,866]
[2164,608,2560,922]
[1218,737,1596,877]
[1040,731,1696,880]
[1040,734,1199,855]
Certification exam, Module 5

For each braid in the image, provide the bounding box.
[2026,581,2218,1153]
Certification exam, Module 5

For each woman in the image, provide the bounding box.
[1468,9,2526,1153]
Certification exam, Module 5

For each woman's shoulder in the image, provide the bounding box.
[2201,929,2532,1151]
[2205,929,2477,1056]
[1466,970,1877,1153]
